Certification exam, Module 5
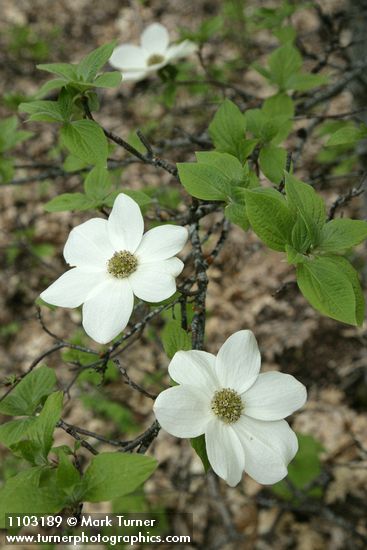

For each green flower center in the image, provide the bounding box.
[211,388,243,424]
[107,250,138,278]
[147,53,165,66]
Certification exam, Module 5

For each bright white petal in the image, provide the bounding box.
[123,60,168,80]
[154,385,211,438]
[233,416,298,484]
[82,278,134,344]
[243,372,307,421]
[168,350,218,392]
[144,59,168,70]
[109,44,147,71]
[40,268,106,308]
[108,193,144,253]
[166,40,197,61]
[121,70,150,82]
[139,257,184,276]
[63,218,113,270]
[205,419,245,487]
[141,23,169,54]
[215,330,261,393]
[164,257,184,276]
[136,225,188,262]
[128,263,177,302]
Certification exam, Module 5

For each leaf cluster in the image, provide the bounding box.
[254,43,328,92]
[244,174,367,325]
[0,367,157,524]
[36,42,122,96]
[44,166,151,212]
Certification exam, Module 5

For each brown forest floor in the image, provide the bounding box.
[0,1,367,549]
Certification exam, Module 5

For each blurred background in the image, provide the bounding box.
[1,0,367,548]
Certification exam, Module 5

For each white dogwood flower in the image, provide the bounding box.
[154,330,307,487]
[109,23,197,81]
[41,193,188,344]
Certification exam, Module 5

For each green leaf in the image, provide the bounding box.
[191,435,211,473]
[272,434,323,500]
[179,153,256,210]
[262,93,294,143]
[35,297,57,311]
[37,62,78,80]
[120,189,152,208]
[318,219,367,253]
[286,72,328,91]
[225,201,249,231]
[0,418,36,448]
[0,366,57,416]
[245,109,288,143]
[44,193,96,212]
[184,16,223,43]
[245,109,274,142]
[19,100,64,123]
[244,109,264,137]
[296,256,357,325]
[285,174,325,245]
[321,255,365,326]
[9,392,63,466]
[0,116,33,153]
[60,120,108,166]
[162,321,191,359]
[81,452,157,502]
[268,43,302,89]
[54,447,81,489]
[195,151,252,189]
[244,188,294,251]
[26,391,64,459]
[57,87,75,121]
[36,78,68,98]
[93,72,122,88]
[85,91,100,112]
[62,154,88,172]
[159,81,177,108]
[0,468,67,527]
[242,138,259,159]
[285,245,306,265]
[274,26,297,44]
[208,99,248,162]
[84,166,112,200]
[10,440,43,464]
[258,42,327,92]
[0,158,14,183]
[0,115,18,136]
[326,125,367,147]
[291,217,312,254]
[226,183,255,231]
[103,189,151,209]
[263,94,295,118]
[259,144,287,183]
[252,62,272,80]
[77,42,117,81]
[177,162,230,200]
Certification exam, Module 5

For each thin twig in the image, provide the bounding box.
[328,174,367,219]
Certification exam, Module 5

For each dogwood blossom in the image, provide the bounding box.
[40,193,188,344]
[154,330,307,487]
[109,23,197,81]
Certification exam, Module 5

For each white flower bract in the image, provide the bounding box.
[109,23,197,81]
[40,193,188,344]
[153,330,307,487]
